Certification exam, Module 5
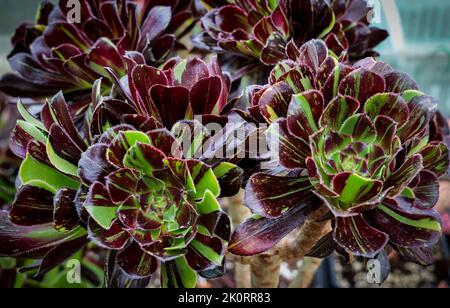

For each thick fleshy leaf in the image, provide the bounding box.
[229,194,320,256]
[384,71,419,93]
[319,95,360,130]
[287,90,324,141]
[261,31,287,65]
[46,92,87,151]
[332,172,383,205]
[385,155,423,195]
[47,124,82,176]
[407,170,439,210]
[368,199,441,248]
[88,219,130,250]
[178,58,210,89]
[9,186,54,226]
[334,215,388,258]
[10,120,47,159]
[164,158,195,191]
[84,182,117,230]
[140,5,172,47]
[0,211,86,258]
[143,240,186,263]
[124,142,166,174]
[105,250,151,289]
[20,153,80,193]
[86,38,125,76]
[186,234,224,271]
[306,157,339,198]
[364,93,409,127]
[150,85,190,128]
[107,130,151,167]
[53,188,79,232]
[306,232,337,258]
[79,144,115,186]
[198,211,231,242]
[186,160,221,200]
[398,95,437,141]
[258,81,293,123]
[171,120,209,159]
[106,168,139,204]
[190,76,223,115]
[323,131,351,158]
[282,65,315,93]
[322,63,353,101]
[198,260,226,280]
[35,235,87,277]
[421,142,449,178]
[394,244,435,266]
[116,241,158,278]
[147,129,182,158]
[130,65,168,114]
[160,257,197,288]
[338,69,386,103]
[268,119,310,169]
[297,39,328,72]
[117,196,140,230]
[339,114,376,143]
[245,173,313,218]
[212,162,243,198]
[374,115,398,154]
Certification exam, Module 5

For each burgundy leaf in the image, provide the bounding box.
[245,173,313,218]
[190,76,223,115]
[0,211,85,258]
[116,241,158,278]
[150,85,190,128]
[79,144,116,186]
[229,195,320,256]
[334,215,389,258]
[53,188,79,232]
[9,186,54,226]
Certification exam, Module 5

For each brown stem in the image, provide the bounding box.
[288,257,324,288]
[248,206,330,288]
[279,206,331,260]
[251,251,281,288]
[228,190,252,288]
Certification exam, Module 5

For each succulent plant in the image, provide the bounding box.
[229,40,450,265]
[89,54,235,138]
[195,0,388,68]
[2,90,241,287]
[88,54,251,172]
[0,0,196,108]
[79,125,233,287]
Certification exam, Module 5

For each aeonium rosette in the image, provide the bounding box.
[88,54,255,171]
[79,125,233,287]
[2,91,242,288]
[0,0,196,110]
[89,54,234,138]
[229,39,450,265]
[195,0,388,67]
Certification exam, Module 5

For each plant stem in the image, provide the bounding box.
[251,251,281,288]
[248,206,330,288]
[279,206,331,260]
[288,257,324,288]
